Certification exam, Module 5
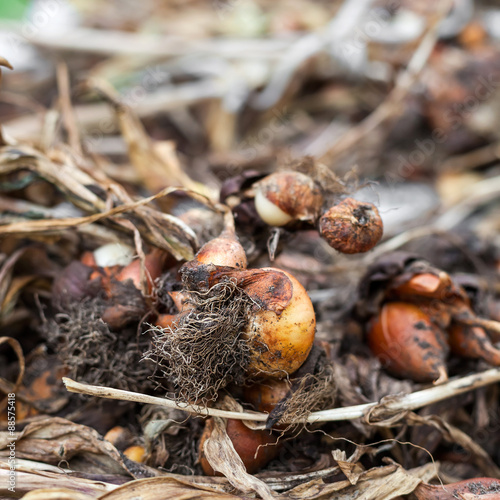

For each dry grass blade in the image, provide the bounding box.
[0,247,26,313]
[0,151,201,259]
[0,145,107,212]
[0,417,126,473]
[0,470,113,499]
[63,377,268,422]
[57,61,82,156]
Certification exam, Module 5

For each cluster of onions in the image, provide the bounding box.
[252,170,383,254]
[152,210,317,474]
[178,208,317,379]
[367,265,500,384]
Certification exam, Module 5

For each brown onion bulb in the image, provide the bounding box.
[243,378,291,413]
[319,198,383,254]
[115,248,167,294]
[448,323,500,366]
[254,171,323,227]
[391,272,452,300]
[368,302,448,383]
[243,268,316,378]
[199,418,279,475]
[193,208,247,268]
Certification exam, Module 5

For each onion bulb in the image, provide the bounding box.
[391,271,452,300]
[242,268,316,378]
[115,248,167,294]
[254,171,323,227]
[199,418,279,475]
[243,378,291,413]
[319,198,383,254]
[448,323,500,366]
[192,208,247,268]
[368,302,448,384]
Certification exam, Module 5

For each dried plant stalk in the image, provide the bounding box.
[64,366,500,426]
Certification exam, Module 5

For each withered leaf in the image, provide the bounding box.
[203,417,275,500]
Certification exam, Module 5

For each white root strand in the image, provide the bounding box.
[63,367,500,424]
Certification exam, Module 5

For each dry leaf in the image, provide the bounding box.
[0,336,25,413]
[0,417,132,476]
[98,476,243,500]
[331,449,364,485]
[0,468,113,499]
[285,462,437,500]
[203,417,275,499]
[22,489,97,500]
[0,146,199,260]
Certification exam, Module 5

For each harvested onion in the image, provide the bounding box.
[368,302,448,384]
[243,378,291,413]
[199,418,279,475]
[241,267,316,378]
[192,208,247,269]
[319,198,383,254]
[254,171,323,227]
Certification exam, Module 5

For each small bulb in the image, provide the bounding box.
[253,171,323,227]
[319,198,383,254]
[368,302,448,384]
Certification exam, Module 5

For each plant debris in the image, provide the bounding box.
[1,0,500,498]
